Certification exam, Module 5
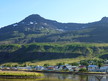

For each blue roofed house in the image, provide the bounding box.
[35,65,45,71]
[88,65,98,71]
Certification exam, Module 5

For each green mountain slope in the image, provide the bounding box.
[0,43,108,64]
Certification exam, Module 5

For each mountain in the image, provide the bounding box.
[73,17,108,43]
[0,14,108,44]
[1,15,108,64]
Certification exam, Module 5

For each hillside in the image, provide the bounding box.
[1,14,108,44]
[0,43,108,64]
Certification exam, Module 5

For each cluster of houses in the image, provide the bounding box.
[1,63,108,72]
[35,64,108,72]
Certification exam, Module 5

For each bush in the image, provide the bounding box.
[79,68,88,72]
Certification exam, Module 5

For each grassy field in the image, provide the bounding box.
[33,57,85,65]
[33,56,101,66]
[0,71,43,77]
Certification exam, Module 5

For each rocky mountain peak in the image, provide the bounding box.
[20,14,45,23]
[100,16,108,22]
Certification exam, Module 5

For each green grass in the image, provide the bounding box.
[0,71,43,77]
[33,56,101,66]
[34,57,85,65]
[86,72,106,73]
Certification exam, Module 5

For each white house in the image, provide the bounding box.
[98,65,108,72]
[17,66,32,70]
[35,65,45,71]
[58,65,79,71]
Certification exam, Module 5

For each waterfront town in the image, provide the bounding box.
[1,60,108,73]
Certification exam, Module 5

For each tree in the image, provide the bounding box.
[80,60,89,70]
[97,62,102,69]
[43,64,49,67]
[79,68,88,72]
[68,62,79,66]
[56,63,65,68]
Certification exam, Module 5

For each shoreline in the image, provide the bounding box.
[0,71,43,79]
[0,70,107,79]
[33,70,107,75]
[0,75,39,79]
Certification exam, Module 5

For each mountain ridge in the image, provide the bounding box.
[0,14,108,44]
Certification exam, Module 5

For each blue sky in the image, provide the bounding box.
[0,0,108,27]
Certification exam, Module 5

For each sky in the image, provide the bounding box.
[0,0,108,27]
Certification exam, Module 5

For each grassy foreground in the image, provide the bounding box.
[0,71,43,77]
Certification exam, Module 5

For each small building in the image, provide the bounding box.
[1,67,10,70]
[10,67,18,71]
[88,65,98,71]
[35,65,44,71]
[79,65,86,69]
[98,65,108,72]
[71,66,79,72]
[0,66,3,69]
[46,66,56,71]
[17,66,32,70]
[59,65,79,72]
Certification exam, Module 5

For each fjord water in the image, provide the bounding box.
[0,73,108,81]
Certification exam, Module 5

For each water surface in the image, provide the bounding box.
[0,73,108,81]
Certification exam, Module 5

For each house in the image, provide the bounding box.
[1,67,10,70]
[97,65,108,72]
[0,66,3,69]
[104,60,108,64]
[35,65,45,71]
[46,66,56,71]
[79,65,86,69]
[59,65,79,72]
[71,66,79,72]
[88,65,98,71]
[53,66,60,71]
[17,66,32,70]
[10,67,18,71]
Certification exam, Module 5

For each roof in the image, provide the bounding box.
[88,65,98,67]
[79,65,86,68]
